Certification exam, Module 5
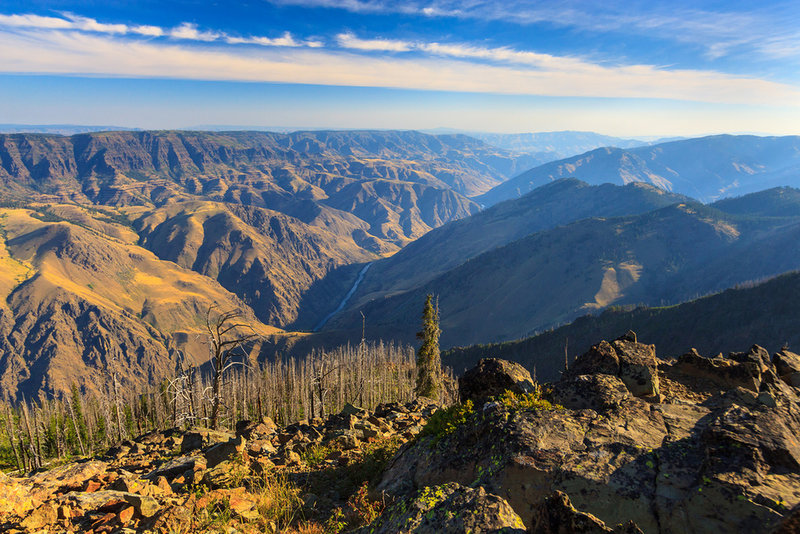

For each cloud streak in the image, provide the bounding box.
[0,12,312,47]
[273,0,800,63]
[1,27,798,108]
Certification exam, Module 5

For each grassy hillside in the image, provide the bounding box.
[347,179,689,307]
[0,205,280,400]
[327,201,800,348]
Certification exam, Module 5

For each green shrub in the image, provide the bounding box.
[420,400,474,440]
[492,389,562,412]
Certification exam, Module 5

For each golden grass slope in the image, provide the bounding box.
[0,206,281,400]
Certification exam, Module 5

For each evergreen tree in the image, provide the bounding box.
[415,294,442,399]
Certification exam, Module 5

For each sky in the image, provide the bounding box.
[1,0,799,137]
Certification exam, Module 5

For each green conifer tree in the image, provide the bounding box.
[415,294,442,399]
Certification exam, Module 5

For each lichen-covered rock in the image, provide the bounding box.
[204,435,248,468]
[378,337,800,533]
[458,358,536,404]
[358,483,526,534]
[611,337,660,400]
[567,333,660,401]
[180,428,235,454]
[552,374,630,412]
[673,349,761,392]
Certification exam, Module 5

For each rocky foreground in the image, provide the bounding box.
[3,332,800,533]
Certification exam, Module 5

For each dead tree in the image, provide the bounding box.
[206,307,258,430]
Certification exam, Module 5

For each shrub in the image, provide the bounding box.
[420,400,475,440]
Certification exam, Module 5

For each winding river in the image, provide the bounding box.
[313,262,373,332]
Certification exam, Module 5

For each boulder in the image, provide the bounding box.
[204,435,247,469]
[180,429,234,454]
[552,374,630,412]
[357,483,526,534]
[569,340,621,377]
[567,334,660,401]
[774,349,800,387]
[19,503,58,531]
[612,337,660,400]
[144,455,202,480]
[459,358,537,404]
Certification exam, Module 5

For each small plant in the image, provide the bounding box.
[301,443,337,468]
[420,400,475,440]
[344,482,385,529]
[492,389,562,413]
[324,507,347,534]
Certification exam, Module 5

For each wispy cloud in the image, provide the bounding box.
[168,23,220,42]
[274,0,800,62]
[1,26,798,108]
[226,32,323,48]
[336,32,412,52]
[0,12,312,47]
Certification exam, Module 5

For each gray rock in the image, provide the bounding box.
[459,358,537,404]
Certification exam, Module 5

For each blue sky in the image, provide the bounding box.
[1,0,799,136]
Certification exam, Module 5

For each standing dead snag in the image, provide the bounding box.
[206,307,259,430]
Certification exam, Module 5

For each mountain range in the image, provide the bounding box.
[323,183,800,348]
[3,129,800,401]
[478,134,800,205]
[469,130,649,161]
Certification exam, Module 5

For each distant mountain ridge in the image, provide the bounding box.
[479,134,800,205]
[469,130,648,160]
[328,179,690,326]
[443,269,800,382]
[324,186,800,348]
[0,129,539,327]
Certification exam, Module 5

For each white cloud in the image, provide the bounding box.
[227,31,322,48]
[131,25,165,37]
[168,23,220,42]
[270,0,800,62]
[1,28,798,108]
[0,12,320,49]
[336,33,607,72]
[63,14,128,34]
[0,13,73,29]
[336,32,412,52]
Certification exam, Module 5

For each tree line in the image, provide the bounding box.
[1,339,453,473]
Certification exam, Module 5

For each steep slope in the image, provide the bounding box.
[479,134,800,206]
[443,270,800,381]
[135,201,375,326]
[0,129,537,329]
[0,206,280,401]
[326,202,800,347]
[345,179,690,307]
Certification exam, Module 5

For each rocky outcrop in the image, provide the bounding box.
[3,334,800,533]
[458,358,538,404]
[0,399,436,533]
[567,332,661,401]
[357,482,526,533]
[377,334,800,533]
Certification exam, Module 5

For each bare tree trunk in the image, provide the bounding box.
[65,395,86,456]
